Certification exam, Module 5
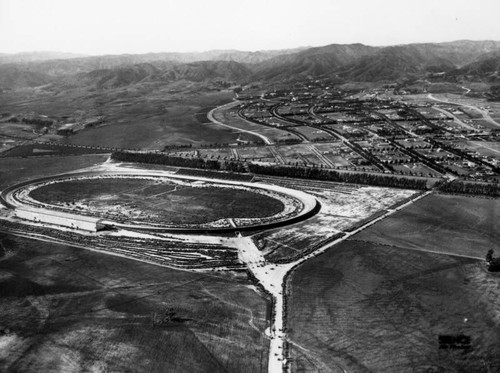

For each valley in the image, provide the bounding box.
[1,39,500,373]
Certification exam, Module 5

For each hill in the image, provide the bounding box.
[252,40,500,83]
[445,50,500,83]
[252,43,376,81]
[1,40,500,89]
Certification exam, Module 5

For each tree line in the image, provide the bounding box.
[111,151,431,189]
[247,163,429,189]
[112,151,221,170]
[437,180,500,197]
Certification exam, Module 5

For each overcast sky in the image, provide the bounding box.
[1,0,500,55]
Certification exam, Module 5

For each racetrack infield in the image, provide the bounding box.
[27,176,287,226]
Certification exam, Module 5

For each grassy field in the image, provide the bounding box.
[0,84,240,151]
[288,239,500,372]
[0,233,269,373]
[63,92,239,150]
[29,177,285,225]
[355,194,500,258]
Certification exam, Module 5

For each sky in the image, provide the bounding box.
[1,0,500,55]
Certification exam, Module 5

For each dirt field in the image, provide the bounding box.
[28,177,285,225]
[255,185,414,262]
[0,233,269,373]
[288,239,500,372]
[355,194,500,258]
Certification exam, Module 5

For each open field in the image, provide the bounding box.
[253,183,415,262]
[355,194,500,258]
[288,239,500,372]
[28,177,286,226]
[0,155,109,189]
[465,141,500,158]
[0,233,269,373]
[292,126,335,141]
[275,144,324,166]
[0,85,240,150]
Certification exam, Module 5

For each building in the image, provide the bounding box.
[15,207,102,232]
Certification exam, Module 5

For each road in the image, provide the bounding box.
[268,146,285,164]
[432,106,476,131]
[207,101,274,145]
[1,161,440,372]
[306,144,336,168]
[236,189,433,372]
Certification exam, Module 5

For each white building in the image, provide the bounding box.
[15,207,101,232]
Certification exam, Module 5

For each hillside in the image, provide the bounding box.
[445,50,500,82]
[252,43,376,81]
[1,40,500,89]
[337,45,457,81]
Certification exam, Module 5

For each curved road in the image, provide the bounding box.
[207,101,273,145]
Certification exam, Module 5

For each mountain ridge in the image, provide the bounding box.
[1,40,499,89]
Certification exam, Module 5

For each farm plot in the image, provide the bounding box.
[274,144,324,166]
[195,148,234,160]
[313,143,353,167]
[0,233,269,373]
[27,177,287,227]
[288,239,500,372]
[235,146,277,163]
[355,193,500,258]
[292,126,336,141]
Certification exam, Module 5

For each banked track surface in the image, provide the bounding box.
[1,170,320,234]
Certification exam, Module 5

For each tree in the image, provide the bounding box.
[486,249,494,263]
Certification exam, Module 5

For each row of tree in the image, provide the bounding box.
[247,164,428,189]
[111,151,432,189]
[438,180,500,197]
